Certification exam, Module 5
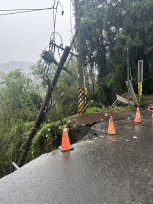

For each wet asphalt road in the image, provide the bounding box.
[0,109,153,204]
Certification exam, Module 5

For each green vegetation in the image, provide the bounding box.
[85,107,101,114]
[138,95,153,107]
[0,120,34,178]
[111,105,136,111]
[0,68,76,178]
[1,0,153,178]
[0,118,74,178]
[31,120,74,159]
[84,105,136,114]
[80,0,153,105]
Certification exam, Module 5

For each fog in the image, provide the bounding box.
[0,0,74,64]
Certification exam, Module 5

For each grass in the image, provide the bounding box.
[67,105,136,119]
[67,94,153,119]
[138,95,153,106]
[85,107,101,114]
[111,105,136,111]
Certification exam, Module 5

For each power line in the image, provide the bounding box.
[71,22,116,69]
[85,26,116,68]
[70,0,73,36]
[48,0,65,58]
[132,76,153,86]
[0,7,54,11]
[0,7,55,16]
[0,1,63,13]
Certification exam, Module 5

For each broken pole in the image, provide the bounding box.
[17,46,70,167]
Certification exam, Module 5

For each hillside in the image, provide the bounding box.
[0,61,34,75]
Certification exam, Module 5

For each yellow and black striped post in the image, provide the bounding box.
[78,87,87,115]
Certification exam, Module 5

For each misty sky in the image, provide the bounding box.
[0,0,74,64]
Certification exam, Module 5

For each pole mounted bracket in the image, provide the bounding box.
[41,50,73,76]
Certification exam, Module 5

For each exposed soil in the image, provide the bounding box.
[69,110,130,142]
[69,111,127,127]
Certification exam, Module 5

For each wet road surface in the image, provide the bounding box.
[0,109,153,204]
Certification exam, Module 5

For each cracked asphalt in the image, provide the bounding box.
[0,109,153,204]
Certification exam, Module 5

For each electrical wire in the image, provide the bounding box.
[143,76,153,83]
[52,0,58,51]
[69,21,116,69]
[48,1,64,57]
[58,1,64,13]
[46,88,69,113]
[0,7,55,16]
[70,0,73,36]
[0,7,54,11]
[52,0,56,45]
[0,19,77,151]
[54,1,59,30]
[50,32,63,45]
[0,1,68,156]
[54,6,58,47]
[86,27,116,68]
[49,31,63,58]
[132,76,153,86]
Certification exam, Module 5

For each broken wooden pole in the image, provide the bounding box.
[125,80,138,106]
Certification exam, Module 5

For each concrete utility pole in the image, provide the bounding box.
[127,48,130,105]
[73,0,87,115]
[73,0,84,87]
[138,60,143,101]
[17,46,71,167]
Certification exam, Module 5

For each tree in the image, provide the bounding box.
[0,70,41,125]
[0,70,42,177]
[79,0,153,105]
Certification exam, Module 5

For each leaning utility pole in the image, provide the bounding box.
[17,46,70,167]
[73,0,87,114]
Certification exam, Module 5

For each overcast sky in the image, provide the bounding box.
[0,0,74,64]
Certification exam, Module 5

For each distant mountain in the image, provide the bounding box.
[0,61,34,75]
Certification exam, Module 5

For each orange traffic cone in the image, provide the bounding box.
[107,114,116,135]
[148,104,153,110]
[59,125,74,152]
[152,112,153,118]
[133,107,142,124]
